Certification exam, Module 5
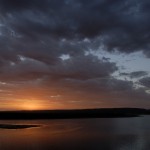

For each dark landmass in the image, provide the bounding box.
[0,124,40,129]
[0,108,149,120]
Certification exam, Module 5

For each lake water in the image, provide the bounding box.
[0,116,149,150]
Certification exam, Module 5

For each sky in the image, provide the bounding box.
[0,0,150,110]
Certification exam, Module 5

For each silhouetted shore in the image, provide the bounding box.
[0,108,149,120]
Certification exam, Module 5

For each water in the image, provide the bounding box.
[0,116,149,150]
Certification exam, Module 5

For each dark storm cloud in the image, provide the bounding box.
[0,54,117,82]
[120,71,148,78]
[0,0,149,79]
[50,54,117,80]
[62,78,133,93]
[0,0,48,12]
[0,0,150,56]
[139,77,150,88]
[0,56,50,81]
[130,71,148,78]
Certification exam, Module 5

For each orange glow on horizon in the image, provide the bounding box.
[16,99,48,110]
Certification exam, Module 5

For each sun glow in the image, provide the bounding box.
[18,100,45,110]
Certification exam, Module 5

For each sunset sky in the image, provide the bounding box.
[0,0,150,110]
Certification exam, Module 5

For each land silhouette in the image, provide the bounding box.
[0,108,149,120]
[0,124,40,129]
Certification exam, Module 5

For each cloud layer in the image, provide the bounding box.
[0,0,149,109]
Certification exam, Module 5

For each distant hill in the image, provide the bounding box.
[0,108,149,120]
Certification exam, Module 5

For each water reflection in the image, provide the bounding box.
[0,116,149,150]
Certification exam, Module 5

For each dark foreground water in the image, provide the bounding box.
[0,116,149,150]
